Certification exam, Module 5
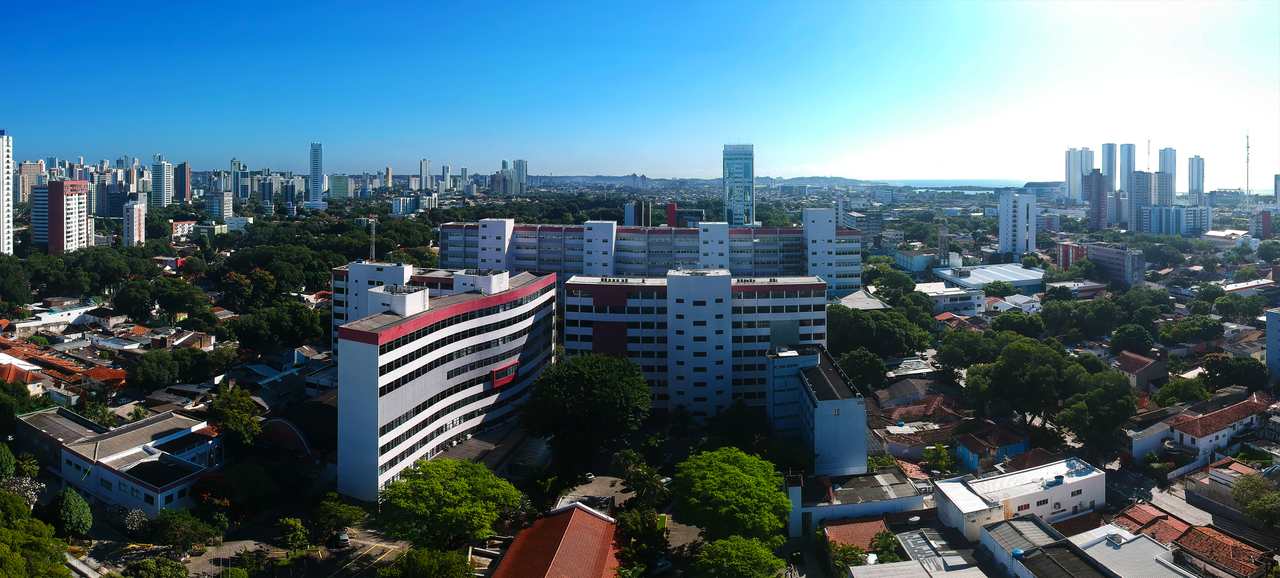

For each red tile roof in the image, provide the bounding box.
[823,517,889,551]
[1169,393,1271,438]
[492,502,620,578]
[1114,351,1156,374]
[885,395,962,423]
[1002,448,1064,473]
[1112,503,1191,546]
[85,366,127,386]
[1174,526,1268,577]
[894,459,930,481]
[0,363,44,384]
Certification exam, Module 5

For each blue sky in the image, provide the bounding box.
[5,1,1278,190]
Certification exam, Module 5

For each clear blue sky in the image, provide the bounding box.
[5,1,1278,190]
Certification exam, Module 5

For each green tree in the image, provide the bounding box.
[114,279,155,323]
[208,383,262,447]
[1056,372,1137,457]
[129,350,178,392]
[837,348,887,390]
[379,548,472,578]
[991,312,1044,337]
[871,530,903,563]
[1021,254,1043,269]
[122,557,188,578]
[0,489,70,577]
[150,509,216,552]
[983,281,1017,298]
[312,492,366,539]
[277,517,309,552]
[615,507,670,572]
[1153,377,1210,406]
[976,338,1088,423]
[15,452,39,479]
[56,487,93,537]
[0,443,14,478]
[1202,354,1269,391]
[922,444,955,474]
[378,458,524,549]
[827,305,930,359]
[829,543,867,571]
[1158,315,1224,344]
[521,354,650,465]
[672,447,789,544]
[1195,283,1225,303]
[1232,474,1273,508]
[691,536,784,578]
[1043,286,1074,302]
[1111,324,1154,355]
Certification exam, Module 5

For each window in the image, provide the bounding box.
[1016,503,1030,512]
[1036,499,1048,507]
[144,494,155,505]
[1071,489,1082,497]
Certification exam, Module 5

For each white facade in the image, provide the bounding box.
[335,264,556,501]
[914,282,982,316]
[936,459,1105,541]
[309,143,323,202]
[150,157,173,207]
[0,132,11,255]
[998,190,1037,256]
[439,208,862,297]
[563,271,827,416]
[723,144,754,226]
[1065,148,1093,201]
[123,199,146,247]
[418,158,431,192]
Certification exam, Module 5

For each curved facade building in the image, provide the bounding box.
[334,263,555,501]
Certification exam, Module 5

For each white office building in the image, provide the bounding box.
[438,208,862,298]
[1064,148,1093,201]
[563,270,827,417]
[123,199,146,247]
[205,190,233,222]
[913,282,983,316]
[150,156,173,207]
[723,144,754,226]
[334,263,556,501]
[309,143,324,203]
[0,130,12,255]
[998,190,1036,256]
[936,458,1106,541]
[418,159,431,192]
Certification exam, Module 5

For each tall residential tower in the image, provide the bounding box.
[0,131,12,255]
[309,143,324,202]
[723,145,754,226]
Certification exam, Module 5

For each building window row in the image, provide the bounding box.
[378,317,552,396]
[379,306,548,374]
[379,379,536,475]
[377,284,553,355]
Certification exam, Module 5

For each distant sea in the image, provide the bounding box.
[881,179,1027,188]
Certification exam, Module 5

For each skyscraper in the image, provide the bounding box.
[309,143,324,202]
[1101,143,1117,192]
[44,180,94,254]
[1083,169,1111,231]
[1155,171,1174,206]
[0,131,12,255]
[122,198,146,247]
[1188,156,1205,204]
[418,159,431,192]
[384,166,393,191]
[230,158,245,197]
[1065,148,1093,201]
[175,161,192,204]
[998,190,1036,256]
[723,144,754,226]
[513,159,528,195]
[150,155,173,207]
[1129,171,1154,228]
[1119,143,1136,193]
[1159,147,1177,192]
[441,165,451,191]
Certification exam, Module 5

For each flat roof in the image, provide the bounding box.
[810,467,919,507]
[565,272,825,286]
[1020,541,1108,578]
[1072,527,1192,578]
[115,454,201,488]
[802,348,859,401]
[932,263,1044,287]
[939,459,1102,513]
[66,411,204,461]
[343,271,543,333]
[20,407,103,443]
[914,282,977,297]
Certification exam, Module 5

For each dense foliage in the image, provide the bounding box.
[672,447,789,545]
[377,458,524,549]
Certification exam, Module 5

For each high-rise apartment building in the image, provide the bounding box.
[330,175,350,198]
[1065,147,1094,201]
[513,160,528,195]
[1101,143,1117,192]
[723,145,754,226]
[309,143,324,202]
[1159,148,1177,193]
[18,161,42,204]
[0,131,12,255]
[1119,143,1136,193]
[150,156,173,207]
[122,198,146,247]
[44,180,94,254]
[333,264,556,501]
[998,190,1036,256]
[1275,174,1280,205]
[206,190,233,222]
[175,161,192,204]
[437,208,862,298]
[384,166,393,191]
[1083,169,1111,231]
[418,159,431,192]
[1188,156,1205,204]
[1138,205,1212,237]
[1129,171,1155,228]
[1155,171,1174,206]
[563,270,827,416]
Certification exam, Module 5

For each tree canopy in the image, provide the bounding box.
[672,447,789,544]
[983,281,1017,298]
[691,536,784,578]
[208,383,262,447]
[1056,372,1137,456]
[836,348,887,390]
[521,354,650,464]
[377,458,524,549]
[0,489,70,577]
[1110,324,1154,355]
[827,305,930,359]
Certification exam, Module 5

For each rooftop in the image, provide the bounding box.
[839,289,890,311]
[342,271,545,334]
[932,263,1044,288]
[914,282,977,297]
[1174,526,1270,578]
[1019,540,1109,578]
[491,502,619,578]
[1167,392,1270,438]
[1071,525,1193,578]
[984,516,1063,553]
[1111,503,1191,546]
[823,517,889,550]
[804,467,919,507]
[801,347,859,401]
[938,459,1101,514]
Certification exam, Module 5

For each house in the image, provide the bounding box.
[1165,392,1272,468]
[490,502,620,578]
[875,378,938,408]
[955,422,1029,472]
[1002,294,1042,314]
[15,408,222,517]
[1045,280,1107,300]
[935,458,1105,541]
[82,307,129,330]
[823,516,890,552]
[1221,330,1266,362]
[785,466,926,538]
[1173,526,1272,578]
[1111,502,1192,546]
[914,282,983,317]
[1114,351,1168,391]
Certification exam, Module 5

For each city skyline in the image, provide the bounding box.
[3,1,1277,190]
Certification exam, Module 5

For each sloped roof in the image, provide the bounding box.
[1174,526,1268,577]
[824,517,889,550]
[1168,393,1271,438]
[0,362,44,384]
[492,502,620,578]
[1112,503,1192,546]
[1114,351,1156,374]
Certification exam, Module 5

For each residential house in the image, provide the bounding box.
[1173,526,1272,578]
[1165,393,1272,468]
[1111,502,1192,546]
[955,422,1029,472]
[875,378,938,408]
[1114,351,1168,391]
[490,502,620,578]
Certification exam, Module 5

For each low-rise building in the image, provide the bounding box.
[1085,242,1146,287]
[935,458,1105,541]
[1174,526,1272,578]
[766,346,868,476]
[1113,351,1168,391]
[914,282,983,317]
[932,263,1044,295]
[490,502,620,578]
[16,408,221,517]
[1165,392,1272,468]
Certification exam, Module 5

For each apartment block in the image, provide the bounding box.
[1085,242,1146,287]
